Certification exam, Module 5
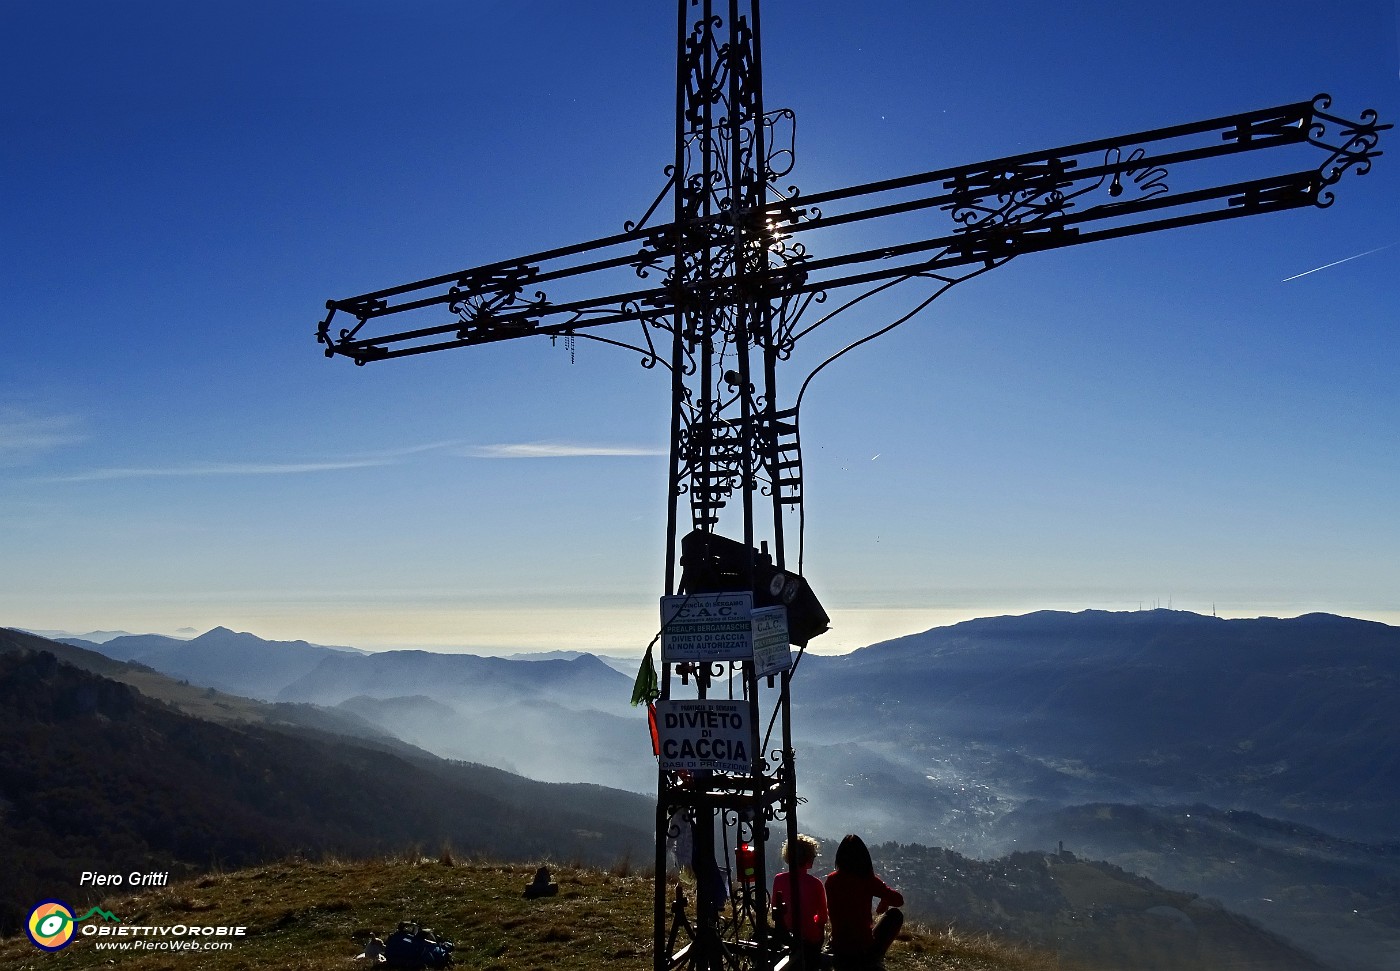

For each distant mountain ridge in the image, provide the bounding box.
[60,626,629,704]
[278,648,627,706]
[53,623,647,791]
[61,629,187,659]
[27,627,139,643]
[785,608,1400,971]
[0,629,652,938]
[798,608,1400,842]
[42,610,1400,840]
[18,609,1400,968]
[57,627,356,701]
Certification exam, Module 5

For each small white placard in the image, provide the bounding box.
[752,606,791,677]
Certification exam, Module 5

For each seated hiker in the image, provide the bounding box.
[824,834,904,970]
[771,833,828,967]
[384,922,419,967]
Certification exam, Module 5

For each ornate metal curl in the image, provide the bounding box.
[1306,94,1389,204]
[777,186,822,225]
[764,109,797,178]
[447,275,550,336]
[662,322,701,377]
[566,329,673,373]
[633,228,674,280]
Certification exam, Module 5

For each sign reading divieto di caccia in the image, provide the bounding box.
[655,699,751,773]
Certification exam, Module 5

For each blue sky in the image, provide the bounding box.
[3,1,1398,654]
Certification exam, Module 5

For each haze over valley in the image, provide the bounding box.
[8,608,1397,969]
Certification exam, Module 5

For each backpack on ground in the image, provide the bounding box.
[382,921,454,968]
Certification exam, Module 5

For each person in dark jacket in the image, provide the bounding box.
[823,834,903,968]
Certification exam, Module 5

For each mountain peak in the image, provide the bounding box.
[191,626,265,646]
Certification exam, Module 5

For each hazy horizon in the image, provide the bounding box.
[14,598,1400,659]
[4,2,1396,664]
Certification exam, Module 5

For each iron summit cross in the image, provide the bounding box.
[315,3,1385,969]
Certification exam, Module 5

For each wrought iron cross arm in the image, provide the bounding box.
[766,171,1318,299]
[751,95,1386,302]
[317,221,683,364]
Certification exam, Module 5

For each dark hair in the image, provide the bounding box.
[833,834,873,877]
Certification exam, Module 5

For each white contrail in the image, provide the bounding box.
[464,442,665,458]
[42,440,463,482]
[49,459,392,482]
[1282,243,1396,282]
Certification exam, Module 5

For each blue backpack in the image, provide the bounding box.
[383,922,454,968]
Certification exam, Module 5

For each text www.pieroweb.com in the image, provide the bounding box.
[93,939,235,952]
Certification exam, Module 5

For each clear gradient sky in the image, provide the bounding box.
[4,1,1398,654]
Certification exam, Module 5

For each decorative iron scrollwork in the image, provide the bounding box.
[1306,94,1390,205]
[944,161,1074,234]
[633,227,674,280]
[447,264,548,337]
[764,108,797,178]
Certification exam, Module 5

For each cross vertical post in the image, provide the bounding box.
[656,3,802,969]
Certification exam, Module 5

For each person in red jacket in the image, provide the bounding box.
[771,834,828,966]
[824,834,904,968]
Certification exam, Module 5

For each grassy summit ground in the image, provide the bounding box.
[0,857,1054,971]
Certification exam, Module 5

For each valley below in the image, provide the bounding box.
[6,608,1398,970]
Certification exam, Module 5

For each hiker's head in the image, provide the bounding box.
[782,834,820,869]
[833,834,873,877]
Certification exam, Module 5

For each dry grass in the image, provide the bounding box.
[898,920,1061,971]
[0,858,1055,971]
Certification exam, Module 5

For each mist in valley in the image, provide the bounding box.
[44,611,1400,971]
